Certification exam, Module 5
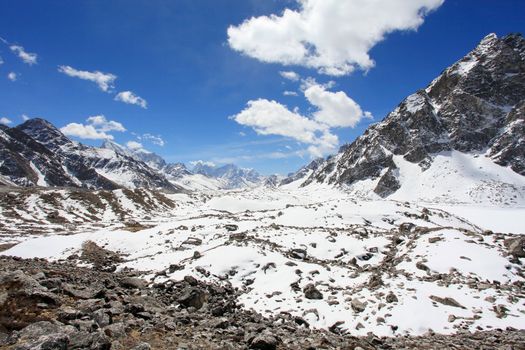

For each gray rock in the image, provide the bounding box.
[62,284,101,300]
[178,287,208,309]
[386,292,398,303]
[303,284,323,300]
[120,277,147,289]
[351,299,366,313]
[429,295,466,309]
[250,331,278,350]
[92,309,111,328]
[224,224,239,232]
[504,237,525,258]
[14,333,69,350]
[103,323,127,339]
[289,248,307,260]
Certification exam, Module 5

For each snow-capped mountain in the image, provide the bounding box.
[302,33,525,204]
[191,161,264,189]
[1,119,182,192]
[0,124,82,187]
[99,142,262,190]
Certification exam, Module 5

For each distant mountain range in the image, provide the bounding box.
[0,119,267,191]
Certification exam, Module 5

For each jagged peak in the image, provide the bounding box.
[17,118,72,148]
[19,118,58,131]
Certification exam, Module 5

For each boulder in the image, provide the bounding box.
[351,299,366,313]
[303,284,323,300]
[178,287,209,309]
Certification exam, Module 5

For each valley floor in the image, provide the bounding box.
[1,185,524,344]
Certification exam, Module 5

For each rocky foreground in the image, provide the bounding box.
[1,249,524,350]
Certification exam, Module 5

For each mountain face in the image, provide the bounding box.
[0,119,181,192]
[0,124,80,187]
[280,158,324,186]
[163,162,192,179]
[191,162,264,189]
[303,33,525,198]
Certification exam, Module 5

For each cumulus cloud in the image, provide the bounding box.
[58,65,117,92]
[86,115,126,132]
[231,80,371,157]
[283,90,298,96]
[115,91,148,109]
[279,71,300,81]
[0,117,12,125]
[231,99,338,157]
[7,72,17,81]
[60,115,126,140]
[10,45,37,65]
[126,140,144,150]
[228,0,443,75]
[305,84,372,128]
[60,123,113,140]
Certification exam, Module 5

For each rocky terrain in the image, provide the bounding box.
[0,187,176,246]
[300,33,525,198]
[2,185,524,348]
[1,251,524,349]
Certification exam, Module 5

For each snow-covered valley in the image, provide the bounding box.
[3,182,524,337]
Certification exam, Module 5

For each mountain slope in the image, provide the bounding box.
[303,33,525,202]
[0,125,79,187]
[13,119,181,192]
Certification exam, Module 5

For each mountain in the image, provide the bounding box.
[99,141,265,191]
[302,33,525,203]
[191,162,264,189]
[4,119,182,192]
[0,124,81,187]
[280,158,324,187]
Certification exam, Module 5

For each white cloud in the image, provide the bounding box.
[10,45,37,65]
[60,115,126,140]
[231,99,338,157]
[283,90,298,96]
[0,56,3,65]
[60,123,114,140]
[126,140,144,150]
[228,0,443,75]
[279,70,300,81]
[141,133,165,147]
[190,160,216,167]
[21,114,30,121]
[300,77,335,91]
[86,115,126,132]
[58,65,117,92]
[0,117,12,125]
[7,72,17,81]
[231,81,371,157]
[115,91,148,109]
[238,131,247,137]
[304,84,371,128]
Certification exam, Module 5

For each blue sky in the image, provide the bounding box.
[1,0,524,175]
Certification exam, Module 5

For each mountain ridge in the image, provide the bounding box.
[296,33,525,201]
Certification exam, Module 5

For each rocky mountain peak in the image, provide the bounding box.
[303,33,525,196]
[17,118,72,151]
